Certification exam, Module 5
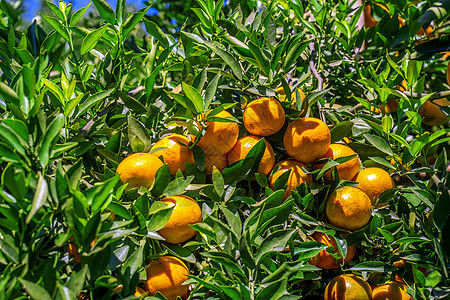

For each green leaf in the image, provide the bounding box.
[212,167,224,197]
[127,115,152,152]
[81,25,109,55]
[121,7,149,38]
[220,206,242,239]
[0,81,20,107]
[40,14,70,42]
[204,72,220,111]
[147,201,173,231]
[255,229,295,264]
[349,261,396,272]
[115,0,126,25]
[92,0,116,25]
[163,176,194,197]
[363,134,394,156]
[182,82,204,114]
[150,164,171,197]
[39,113,64,168]
[75,89,113,118]
[201,251,246,277]
[70,2,91,26]
[26,173,48,223]
[256,278,287,300]
[204,41,243,81]
[45,0,64,21]
[143,19,169,47]
[42,78,65,105]
[331,121,353,143]
[19,279,52,300]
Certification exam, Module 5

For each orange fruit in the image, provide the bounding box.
[116,153,163,190]
[372,281,412,300]
[204,154,228,175]
[283,117,331,164]
[315,144,361,181]
[269,160,312,199]
[227,135,275,175]
[134,287,147,297]
[68,243,82,263]
[194,110,239,156]
[364,5,378,28]
[157,195,202,244]
[326,186,372,231]
[311,232,356,269]
[354,167,395,205]
[243,97,285,136]
[324,274,372,300]
[67,238,98,263]
[447,62,450,85]
[145,256,189,300]
[418,98,450,126]
[275,85,306,108]
[150,134,195,175]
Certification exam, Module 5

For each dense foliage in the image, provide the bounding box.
[0,0,449,299]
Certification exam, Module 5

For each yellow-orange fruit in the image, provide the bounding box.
[275,85,306,108]
[447,62,450,85]
[364,5,378,28]
[372,281,412,300]
[204,154,228,175]
[243,97,285,136]
[311,232,356,269]
[116,153,163,190]
[419,98,450,126]
[354,167,395,205]
[194,110,239,156]
[145,256,189,300]
[157,195,202,244]
[227,136,275,175]
[269,160,312,199]
[283,117,331,164]
[150,134,195,175]
[326,186,372,231]
[324,274,372,300]
[315,144,361,181]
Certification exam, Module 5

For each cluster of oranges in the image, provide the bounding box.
[98,87,408,298]
[324,274,412,300]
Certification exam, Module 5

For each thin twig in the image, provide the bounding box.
[309,42,326,123]
[402,90,450,99]
[431,174,450,195]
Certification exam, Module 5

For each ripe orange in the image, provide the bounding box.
[315,144,361,181]
[157,195,202,244]
[68,238,98,263]
[194,110,239,156]
[283,117,331,164]
[204,154,228,175]
[243,97,285,136]
[116,153,163,190]
[145,256,189,300]
[447,62,450,85]
[364,5,378,28]
[326,186,372,231]
[311,232,356,269]
[275,85,306,108]
[354,167,395,205]
[324,274,372,300]
[269,160,312,199]
[227,135,275,175]
[419,98,450,126]
[372,281,412,300]
[150,134,195,175]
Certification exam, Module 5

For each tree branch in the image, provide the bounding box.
[309,42,326,123]
[402,90,450,99]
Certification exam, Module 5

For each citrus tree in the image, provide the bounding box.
[0,0,449,299]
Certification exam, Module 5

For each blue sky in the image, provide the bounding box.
[20,0,150,20]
